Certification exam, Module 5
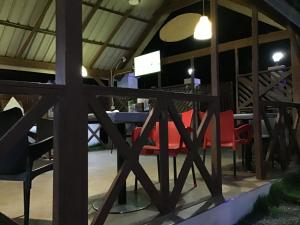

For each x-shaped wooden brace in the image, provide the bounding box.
[0,95,59,158]
[167,100,222,208]
[263,107,299,170]
[88,96,169,225]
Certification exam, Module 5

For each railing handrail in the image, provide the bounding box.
[261,100,300,108]
[84,85,217,103]
[238,66,291,77]
[0,80,64,95]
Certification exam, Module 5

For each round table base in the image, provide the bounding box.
[92,190,151,214]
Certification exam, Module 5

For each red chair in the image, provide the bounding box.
[132,109,197,189]
[199,110,252,177]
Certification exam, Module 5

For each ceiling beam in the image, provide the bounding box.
[82,0,105,31]
[218,0,284,29]
[0,56,110,78]
[263,0,300,29]
[89,7,134,68]
[16,0,53,58]
[163,30,289,65]
[82,1,149,24]
[0,20,131,51]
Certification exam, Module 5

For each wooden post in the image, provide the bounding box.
[289,28,300,145]
[159,97,170,203]
[235,48,240,113]
[54,0,88,224]
[210,0,222,196]
[252,7,265,179]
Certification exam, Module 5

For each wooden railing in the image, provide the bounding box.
[0,80,63,158]
[261,100,300,170]
[237,68,293,112]
[0,81,223,225]
[84,85,223,225]
[114,82,234,113]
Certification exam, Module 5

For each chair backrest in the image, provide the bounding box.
[0,108,29,175]
[200,110,235,147]
[155,121,181,148]
[182,109,193,128]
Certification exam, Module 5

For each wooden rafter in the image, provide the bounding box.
[17,0,53,58]
[0,56,110,78]
[82,0,105,31]
[82,1,149,24]
[89,8,133,68]
[163,30,289,65]
[219,0,284,29]
[0,20,130,51]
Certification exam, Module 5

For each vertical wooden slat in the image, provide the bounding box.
[159,97,170,203]
[252,7,265,179]
[210,0,222,196]
[235,48,240,113]
[54,0,88,224]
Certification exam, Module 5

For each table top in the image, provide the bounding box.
[234,113,278,120]
[88,111,149,124]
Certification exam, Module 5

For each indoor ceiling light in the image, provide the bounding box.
[81,66,88,77]
[194,0,212,40]
[128,0,141,6]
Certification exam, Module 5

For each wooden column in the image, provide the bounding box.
[210,0,222,195]
[54,0,88,224]
[252,7,265,179]
[289,28,300,144]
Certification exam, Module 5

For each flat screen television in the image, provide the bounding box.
[134,51,161,76]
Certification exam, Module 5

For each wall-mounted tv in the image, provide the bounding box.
[134,51,161,76]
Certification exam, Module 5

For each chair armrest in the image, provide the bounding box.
[235,124,253,142]
[28,136,53,161]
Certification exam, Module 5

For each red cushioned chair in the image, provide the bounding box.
[132,109,197,190]
[199,110,252,177]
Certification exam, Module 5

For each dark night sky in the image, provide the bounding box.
[0,3,291,88]
[138,3,291,88]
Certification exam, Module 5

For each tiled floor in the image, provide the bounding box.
[0,150,277,225]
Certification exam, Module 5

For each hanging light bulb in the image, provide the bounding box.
[194,0,212,40]
[81,66,88,77]
[194,16,212,40]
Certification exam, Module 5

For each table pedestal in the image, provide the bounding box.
[92,190,150,214]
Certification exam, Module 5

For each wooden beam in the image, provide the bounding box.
[163,30,289,65]
[82,1,149,24]
[218,0,284,29]
[54,0,88,224]
[89,8,133,68]
[0,56,110,78]
[263,0,300,29]
[252,7,265,179]
[210,0,222,196]
[0,20,130,51]
[289,27,300,145]
[17,0,53,58]
[82,0,105,31]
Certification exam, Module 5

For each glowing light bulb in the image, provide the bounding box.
[194,16,212,40]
